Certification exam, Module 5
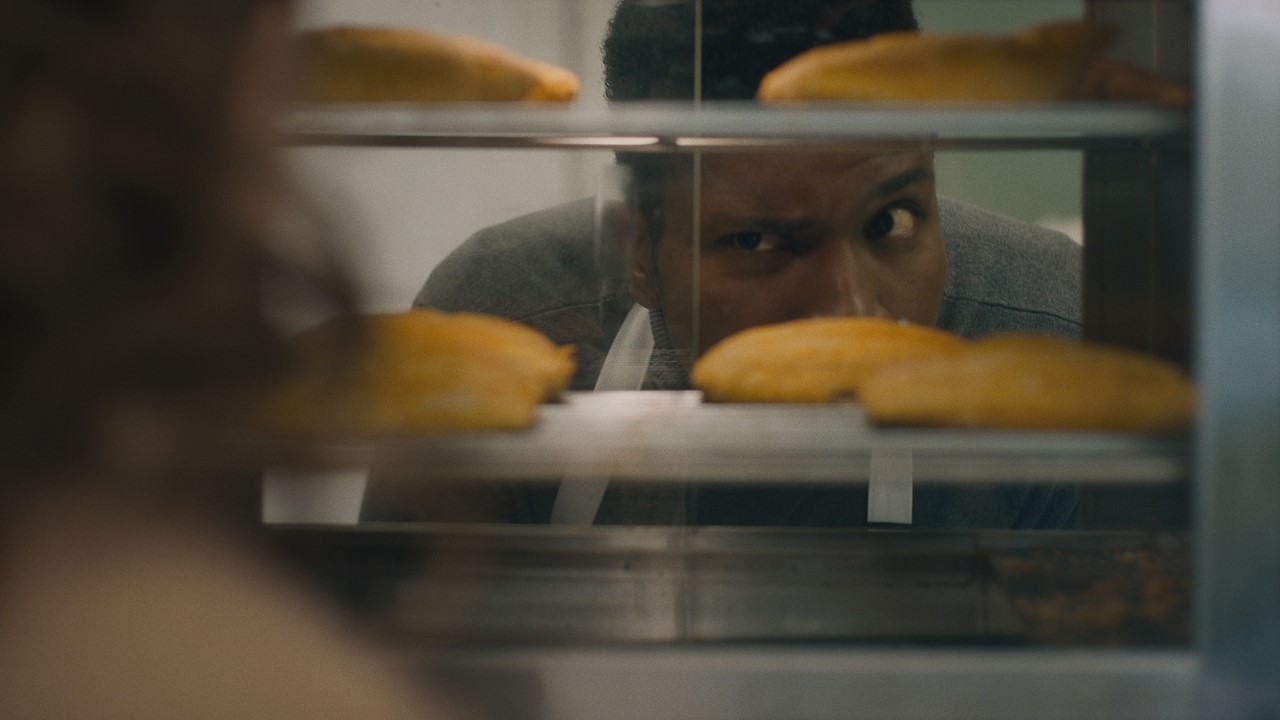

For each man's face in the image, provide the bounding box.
[629,151,947,363]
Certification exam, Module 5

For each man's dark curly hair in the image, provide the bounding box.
[604,0,919,102]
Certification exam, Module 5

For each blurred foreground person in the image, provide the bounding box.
[0,1,457,718]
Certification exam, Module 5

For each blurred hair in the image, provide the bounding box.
[0,0,358,484]
[602,0,919,224]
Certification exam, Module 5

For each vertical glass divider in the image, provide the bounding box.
[691,0,703,360]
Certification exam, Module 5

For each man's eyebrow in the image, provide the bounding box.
[709,217,821,236]
[871,167,934,198]
[706,165,934,232]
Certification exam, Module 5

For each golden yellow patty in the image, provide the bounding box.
[1079,57,1192,108]
[691,317,966,403]
[296,26,580,103]
[757,21,1114,103]
[264,309,575,434]
[858,334,1196,432]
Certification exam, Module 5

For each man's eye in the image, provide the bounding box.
[719,231,781,252]
[865,206,918,242]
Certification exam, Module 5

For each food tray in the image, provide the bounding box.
[286,101,1188,151]
[303,391,1188,485]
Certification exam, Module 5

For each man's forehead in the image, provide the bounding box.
[676,150,934,199]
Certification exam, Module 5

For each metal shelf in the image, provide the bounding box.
[285,101,1189,151]
[276,524,1189,645]
[270,524,1194,718]
[307,391,1187,484]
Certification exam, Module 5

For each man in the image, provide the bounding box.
[411,0,1080,528]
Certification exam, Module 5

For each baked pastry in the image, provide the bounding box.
[1080,57,1191,108]
[858,333,1195,432]
[691,317,966,403]
[264,309,575,434]
[296,26,580,103]
[756,21,1115,103]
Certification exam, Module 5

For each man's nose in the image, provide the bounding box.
[802,241,881,318]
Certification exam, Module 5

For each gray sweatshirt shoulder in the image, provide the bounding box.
[416,197,602,320]
[416,198,628,390]
[937,196,1083,339]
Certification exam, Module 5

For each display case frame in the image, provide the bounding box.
[273,0,1280,717]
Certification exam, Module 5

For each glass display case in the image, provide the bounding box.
[266,1,1280,718]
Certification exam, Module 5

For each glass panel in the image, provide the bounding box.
[273,0,1195,675]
